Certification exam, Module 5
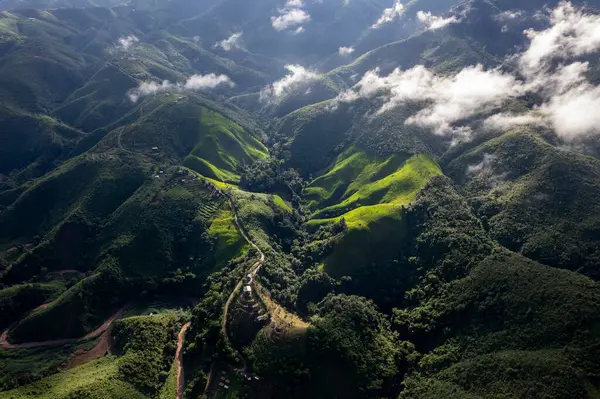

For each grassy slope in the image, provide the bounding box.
[208,205,248,267]
[184,108,268,184]
[0,151,150,244]
[98,169,224,277]
[191,109,266,180]
[2,312,182,399]
[0,338,101,392]
[0,357,146,399]
[232,189,292,251]
[305,148,442,277]
[9,270,130,342]
[0,106,85,179]
[157,362,177,399]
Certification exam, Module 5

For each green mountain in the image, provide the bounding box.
[3,0,600,398]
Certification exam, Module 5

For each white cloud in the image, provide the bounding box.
[510,3,600,139]
[128,80,171,103]
[335,2,600,140]
[484,113,546,131]
[339,65,523,137]
[128,73,234,103]
[260,64,319,102]
[538,84,600,139]
[183,74,235,90]
[213,32,243,51]
[115,35,139,52]
[467,153,496,174]
[371,1,405,29]
[466,153,508,187]
[520,1,600,76]
[494,10,524,21]
[338,46,355,56]
[416,11,459,30]
[271,8,311,31]
[285,0,304,7]
[343,0,349,6]
[293,25,305,34]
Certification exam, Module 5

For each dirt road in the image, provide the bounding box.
[221,199,265,363]
[203,197,265,395]
[1,307,125,350]
[176,322,191,399]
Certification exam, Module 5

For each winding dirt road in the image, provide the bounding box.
[221,199,265,365]
[203,197,265,395]
[1,307,126,350]
[176,321,191,399]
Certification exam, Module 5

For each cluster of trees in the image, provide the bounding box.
[247,294,415,398]
[239,157,305,198]
[112,313,184,395]
[0,281,66,330]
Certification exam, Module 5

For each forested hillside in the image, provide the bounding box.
[2,0,600,398]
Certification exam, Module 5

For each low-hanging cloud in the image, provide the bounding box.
[338,46,355,56]
[466,153,508,188]
[484,113,546,131]
[371,1,405,29]
[416,11,459,30]
[114,35,139,52]
[520,1,600,76]
[213,32,243,51]
[271,1,311,31]
[507,2,600,139]
[538,81,600,139]
[128,73,234,103]
[260,64,319,102]
[336,1,600,141]
[337,64,523,136]
[467,153,496,174]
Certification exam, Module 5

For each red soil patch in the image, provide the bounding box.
[65,332,112,370]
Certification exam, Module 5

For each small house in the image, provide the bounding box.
[243,285,252,297]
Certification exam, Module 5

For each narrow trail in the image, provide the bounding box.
[176,322,191,399]
[221,198,265,366]
[51,269,83,275]
[117,128,131,154]
[1,307,125,350]
[203,197,265,395]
